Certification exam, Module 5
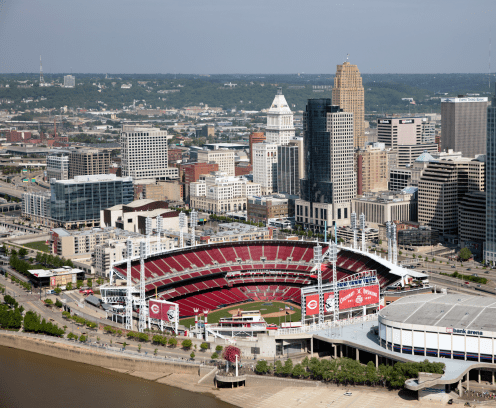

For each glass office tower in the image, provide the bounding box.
[485,86,496,262]
[50,174,134,227]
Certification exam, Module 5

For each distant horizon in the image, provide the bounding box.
[2,72,496,76]
[0,0,494,75]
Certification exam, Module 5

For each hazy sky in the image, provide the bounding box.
[0,0,494,74]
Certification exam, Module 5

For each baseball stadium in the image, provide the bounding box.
[109,240,428,325]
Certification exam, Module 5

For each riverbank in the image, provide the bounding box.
[0,331,451,407]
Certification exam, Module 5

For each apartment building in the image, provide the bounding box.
[46,150,70,180]
[22,191,51,226]
[68,149,111,179]
[190,172,261,213]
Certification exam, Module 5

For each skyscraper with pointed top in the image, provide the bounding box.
[332,61,365,148]
[265,88,295,146]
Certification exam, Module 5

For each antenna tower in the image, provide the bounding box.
[39,55,45,85]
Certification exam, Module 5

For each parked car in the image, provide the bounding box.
[451,265,456,268]
[344,391,353,396]
[464,282,470,285]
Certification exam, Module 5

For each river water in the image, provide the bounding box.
[0,345,235,408]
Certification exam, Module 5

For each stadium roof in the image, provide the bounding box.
[379,293,496,331]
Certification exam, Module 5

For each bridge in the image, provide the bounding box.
[0,203,21,212]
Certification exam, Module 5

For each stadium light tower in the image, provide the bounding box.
[359,213,366,251]
[138,241,147,333]
[156,215,163,253]
[190,210,198,247]
[125,239,133,331]
[329,241,338,322]
[387,222,393,263]
[145,216,152,256]
[203,310,209,341]
[351,212,357,250]
[392,222,398,265]
[179,212,186,248]
[313,244,323,324]
[193,308,199,334]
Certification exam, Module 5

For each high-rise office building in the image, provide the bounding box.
[418,157,485,235]
[249,132,266,165]
[121,125,178,181]
[277,138,303,196]
[441,96,488,157]
[50,174,134,229]
[332,61,365,148]
[253,143,278,195]
[63,75,75,88]
[485,87,496,262]
[265,88,295,146]
[356,143,388,195]
[377,117,424,148]
[68,149,111,179]
[296,99,355,230]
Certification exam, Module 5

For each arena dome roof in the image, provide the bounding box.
[379,293,496,332]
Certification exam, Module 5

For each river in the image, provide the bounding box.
[0,345,235,408]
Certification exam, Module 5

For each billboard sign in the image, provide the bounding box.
[149,299,177,322]
[305,294,319,316]
[378,119,391,124]
[323,292,335,313]
[50,277,56,287]
[339,285,380,310]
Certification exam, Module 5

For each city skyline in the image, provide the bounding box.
[0,0,494,74]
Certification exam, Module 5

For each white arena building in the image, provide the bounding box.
[379,293,496,362]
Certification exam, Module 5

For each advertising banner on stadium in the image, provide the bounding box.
[305,294,319,316]
[148,299,177,322]
[339,285,380,310]
[323,292,335,313]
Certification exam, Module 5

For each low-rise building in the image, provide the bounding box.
[27,266,85,288]
[246,194,297,223]
[190,172,261,213]
[352,188,418,225]
[100,199,180,234]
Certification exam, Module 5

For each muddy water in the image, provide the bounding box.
[0,345,235,408]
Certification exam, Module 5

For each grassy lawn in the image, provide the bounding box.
[180,301,301,328]
[23,241,51,253]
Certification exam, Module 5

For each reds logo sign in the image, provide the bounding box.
[308,300,318,310]
[305,294,319,316]
[151,304,160,315]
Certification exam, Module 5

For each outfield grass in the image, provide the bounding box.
[180,301,301,328]
[23,241,51,253]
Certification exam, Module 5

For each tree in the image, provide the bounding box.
[215,345,223,352]
[190,352,195,360]
[18,248,28,258]
[283,358,293,376]
[55,299,63,308]
[44,298,53,306]
[211,352,219,359]
[200,342,209,351]
[275,360,284,375]
[79,335,87,342]
[181,339,192,349]
[54,287,62,295]
[66,282,72,291]
[460,247,472,261]
[87,278,93,288]
[76,280,83,289]
[292,363,307,379]
[168,337,177,348]
[223,345,241,363]
[255,359,269,374]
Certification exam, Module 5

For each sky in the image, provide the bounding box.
[0,0,494,74]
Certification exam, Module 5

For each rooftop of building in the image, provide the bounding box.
[27,266,84,278]
[51,174,132,185]
[52,226,142,239]
[379,293,496,332]
[356,189,417,203]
